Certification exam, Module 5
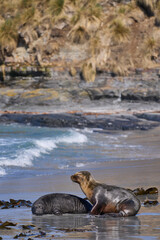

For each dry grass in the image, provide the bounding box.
[141,36,157,59]
[107,58,129,76]
[110,19,130,42]
[0,0,160,74]
[20,0,34,8]
[49,0,65,16]
[89,31,111,67]
[82,58,96,82]
[21,7,36,23]
[69,26,90,44]
[71,0,102,33]
[0,19,18,54]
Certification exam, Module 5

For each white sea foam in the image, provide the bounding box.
[0,167,6,176]
[81,128,94,133]
[0,140,56,168]
[0,130,88,169]
[75,163,86,167]
[58,164,69,169]
[56,130,88,144]
[34,139,57,151]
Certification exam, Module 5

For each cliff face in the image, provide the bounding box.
[0,0,160,72]
[0,0,160,111]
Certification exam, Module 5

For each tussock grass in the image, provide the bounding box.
[118,5,127,15]
[89,34,111,67]
[145,37,156,51]
[82,58,96,82]
[49,0,65,16]
[142,37,157,57]
[21,7,36,23]
[139,35,159,68]
[71,0,102,33]
[0,19,18,54]
[107,59,129,76]
[69,26,90,44]
[110,19,130,42]
[20,0,34,8]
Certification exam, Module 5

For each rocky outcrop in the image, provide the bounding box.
[0,66,160,111]
[0,112,159,130]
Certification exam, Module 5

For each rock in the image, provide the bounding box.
[102,89,119,98]
[121,89,160,102]
[135,113,160,122]
[51,28,64,38]
[12,47,30,63]
[87,88,103,100]
[0,112,159,130]
[44,41,59,55]
[87,88,119,100]
[19,27,38,46]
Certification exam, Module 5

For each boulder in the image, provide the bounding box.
[12,47,30,63]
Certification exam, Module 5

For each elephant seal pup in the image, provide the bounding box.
[32,193,92,215]
[71,171,141,217]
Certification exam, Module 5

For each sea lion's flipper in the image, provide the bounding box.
[104,212,125,217]
[90,202,106,215]
[53,209,62,215]
[101,209,134,217]
[94,212,124,218]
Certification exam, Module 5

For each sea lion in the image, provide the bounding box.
[71,171,141,217]
[32,193,92,215]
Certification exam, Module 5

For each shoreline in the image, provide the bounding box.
[1,157,160,240]
[0,106,160,131]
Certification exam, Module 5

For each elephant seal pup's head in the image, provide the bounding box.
[32,202,44,215]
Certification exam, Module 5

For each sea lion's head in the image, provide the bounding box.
[71,171,92,184]
[32,202,44,215]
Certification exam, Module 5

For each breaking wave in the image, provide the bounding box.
[0,129,88,176]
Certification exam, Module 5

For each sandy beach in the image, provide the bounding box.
[1,0,160,238]
[0,158,160,240]
[0,123,160,240]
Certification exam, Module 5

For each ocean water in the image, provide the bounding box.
[0,123,160,179]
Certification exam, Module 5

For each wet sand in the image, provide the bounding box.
[0,127,160,240]
[0,158,160,240]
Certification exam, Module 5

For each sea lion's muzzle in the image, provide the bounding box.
[71,174,79,183]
